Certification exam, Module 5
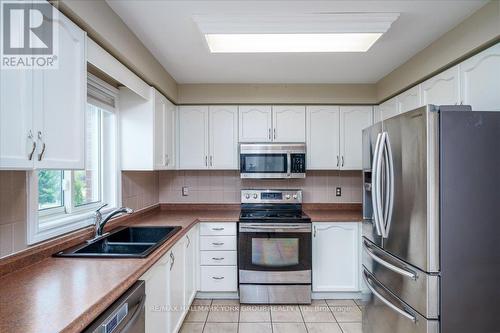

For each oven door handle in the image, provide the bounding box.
[239,224,311,233]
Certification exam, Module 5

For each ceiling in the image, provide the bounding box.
[106,0,487,84]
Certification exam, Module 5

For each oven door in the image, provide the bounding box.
[240,153,289,178]
[238,223,311,284]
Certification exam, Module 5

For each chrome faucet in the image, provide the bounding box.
[89,204,134,242]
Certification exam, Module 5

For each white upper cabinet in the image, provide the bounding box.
[179,106,238,169]
[0,70,34,169]
[340,106,373,170]
[121,88,176,170]
[1,8,86,170]
[306,106,340,169]
[397,85,422,114]
[460,44,500,111]
[238,105,272,142]
[178,106,209,169]
[272,106,306,142]
[209,106,238,169]
[313,222,360,292]
[421,65,460,106]
[379,96,399,121]
[373,105,381,124]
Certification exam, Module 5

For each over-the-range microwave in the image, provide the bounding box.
[239,143,306,179]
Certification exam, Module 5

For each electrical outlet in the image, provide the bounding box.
[182,186,189,196]
[336,187,342,197]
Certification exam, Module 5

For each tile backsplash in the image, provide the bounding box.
[159,170,362,204]
[122,171,160,211]
[0,171,28,257]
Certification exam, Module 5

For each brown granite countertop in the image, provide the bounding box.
[0,204,361,333]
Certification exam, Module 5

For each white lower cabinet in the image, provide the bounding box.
[312,222,360,292]
[141,227,199,333]
[199,222,238,292]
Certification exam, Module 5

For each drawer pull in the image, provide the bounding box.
[212,257,225,261]
[212,227,225,231]
[212,242,224,246]
[212,276,225,280]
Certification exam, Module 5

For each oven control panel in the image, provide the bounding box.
[241,189,302,204]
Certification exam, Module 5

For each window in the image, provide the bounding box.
[28,74,119,244]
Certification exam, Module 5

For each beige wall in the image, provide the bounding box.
[0,172,27,257]
[177,84,377,105]
[159,170,362,204]
[122,171,159,211]
[57,0,178,102]
[376,1,500,102]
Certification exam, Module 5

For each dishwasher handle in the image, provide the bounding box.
[120,295,146,333]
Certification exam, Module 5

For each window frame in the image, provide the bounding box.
[27,74,121,245]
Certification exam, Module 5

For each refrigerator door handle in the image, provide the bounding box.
[383,132,395,238]
[374,133,386,236]
[363,239,417,280]
[363,268,417,323]
[371,133,383,236]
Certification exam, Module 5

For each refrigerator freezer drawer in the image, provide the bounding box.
[362,267,439,333]
[362,237,439,319]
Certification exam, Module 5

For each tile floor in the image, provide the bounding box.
[181,299,364,333]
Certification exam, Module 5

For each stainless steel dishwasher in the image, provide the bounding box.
[83,281,145,333]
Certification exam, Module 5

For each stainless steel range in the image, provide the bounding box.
[238,189,312,304]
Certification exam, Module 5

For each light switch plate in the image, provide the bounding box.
[336,187,341,197]
[182,186,189,196]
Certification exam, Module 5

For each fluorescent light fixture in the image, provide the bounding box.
[205,33,383,53]
[193,13,399,53]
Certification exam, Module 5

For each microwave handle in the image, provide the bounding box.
[287,153,291,175]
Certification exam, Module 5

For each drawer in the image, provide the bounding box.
[200,251,237,266]
[200,223,236,236]
[200,266,238,292]
[200,236,237,251]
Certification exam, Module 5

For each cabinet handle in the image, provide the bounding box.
[205,155,208,167]
[212,227,224,231]
[28,141,37,161]
[212,257,225,261]
[341,156,344,167]
[169,251,175,271]
[37,131,46,161]
[210,155,213,167]
[212,242,224,246]
[313,225,316,238]
[273,128,276,140]
[186,235,190,248]
[165,154,169,166]
[268,128,271,140]
[212,276,225,280]
[336,156,339,167]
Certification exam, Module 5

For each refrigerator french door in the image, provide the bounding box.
[362,105,500,333]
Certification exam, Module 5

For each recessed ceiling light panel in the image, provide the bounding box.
[193,13,399,53]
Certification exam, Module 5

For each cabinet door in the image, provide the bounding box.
[168,241,186,333]
[397,85,422,114]
[460,44,500,111]
[184,227,198,307]
[421,65,460,106]
[238,105,272,142]
[312,223,359,292]
[164,100,176,169]
[340,106,372,170]
[153,91,166,170]
[306,106,340,170]
[141,258,169,333]
[0,69,34,169]
[379,96,399,121]
[178,106,209,169]
[34,11,86,169]
[373,105,381,124]
[272,106,306,142]
[209,106,238,169]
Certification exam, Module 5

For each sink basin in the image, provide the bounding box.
[55,226,181,258]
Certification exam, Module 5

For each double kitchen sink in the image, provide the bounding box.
[55,226,181,258]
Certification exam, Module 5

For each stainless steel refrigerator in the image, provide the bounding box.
[361,105,500,333]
